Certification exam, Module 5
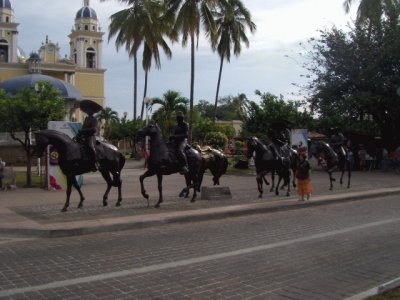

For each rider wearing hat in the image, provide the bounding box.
[330,127,346,158]
[171,111,189,174]
[80,109,100,171]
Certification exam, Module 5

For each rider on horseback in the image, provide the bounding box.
[171,111,189,174]
[269,120,291,161]
[330,127,346,159]
[80,110,100,172]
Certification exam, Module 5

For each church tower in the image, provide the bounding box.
[0,0,18,63]
[69,0,103,69]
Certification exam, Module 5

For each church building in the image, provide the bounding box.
[0,0,105,122]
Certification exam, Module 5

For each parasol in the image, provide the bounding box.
[79,99,103,114]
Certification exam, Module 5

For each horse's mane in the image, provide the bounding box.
[38,129,74,144]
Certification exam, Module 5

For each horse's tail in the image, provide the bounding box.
[221,156,228,175]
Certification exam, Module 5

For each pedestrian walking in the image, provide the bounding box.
[296,151,313,201]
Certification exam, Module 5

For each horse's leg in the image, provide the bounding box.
[155,173,163,208]
[275,175,282,195]
[328,171,334,190]
[115,171,123,206]
[347,160,352,188]
[262,174,270,185]
[140,169,154,202]
[270,172,275,192]
[100,169,113,207]
[286,172,291,196]
[256,173,263,198]
[71,176,85,209]
[62,176,74,212]
[188,173,197,203]
[292,168,297,188]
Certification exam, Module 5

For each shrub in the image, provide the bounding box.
[205,131,228,150]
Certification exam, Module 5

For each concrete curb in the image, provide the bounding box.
[2,187,400,238]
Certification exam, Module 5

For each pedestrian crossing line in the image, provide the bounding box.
[1,218,399,298]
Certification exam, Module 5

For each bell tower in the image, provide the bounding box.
[0,0,19,63]
[68,0,104,69]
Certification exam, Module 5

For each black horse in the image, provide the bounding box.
[194,145,228,187]
[246,137,291,198]
[310,140,351,190]
[34,129,125,212]
[137,122,202,207]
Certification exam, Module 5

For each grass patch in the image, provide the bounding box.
[15,171,43,188]
[367,287,400,299]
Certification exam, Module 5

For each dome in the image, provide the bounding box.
[0,74,83,101]
[75,6,97,20]
[0,0,11,9]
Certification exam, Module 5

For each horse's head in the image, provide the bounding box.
[138,122,161,139]
[33,131,50,157]
[246,137,259,159]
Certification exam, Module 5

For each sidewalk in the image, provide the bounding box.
[1,161,400,238]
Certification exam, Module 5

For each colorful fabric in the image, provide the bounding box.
[297,178,313,196]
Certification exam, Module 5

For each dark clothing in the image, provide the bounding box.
[330,133,346,158]
[81,115,99,169]
[296,159,311,180]
[172,121,189,169]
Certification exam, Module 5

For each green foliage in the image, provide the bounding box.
[0,81,65,186]
[242,90,314,137]
[205,131,228,150]
[234,140,245,155]
[192,116,236,143]
[97,106,119,140]
[108,116,144,144]
[304,14,400,147]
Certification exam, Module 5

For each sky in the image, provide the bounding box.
[9,0,357,119]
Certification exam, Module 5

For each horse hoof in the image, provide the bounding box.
[190,198,196,203]
[61,207,67,212]
[143,194,149,199]
[103,202,108,207]
[116,202,121,207]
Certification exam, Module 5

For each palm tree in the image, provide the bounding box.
[151,90,188,137]
[343,0,398,28]
[139,1,176,119]
[102,0,171,120]
[211,0,255,121]
[165,0,220,142]
[97,107,119,139]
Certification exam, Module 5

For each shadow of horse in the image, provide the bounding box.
[310,140,351,190]
[137,123,202,207]
[34,129,125,212]
[246,137,292,198]
[193,145,228,187]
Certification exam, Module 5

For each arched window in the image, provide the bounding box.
[0,39,9,63]
[73,49,77,64]
[86,47,96,68]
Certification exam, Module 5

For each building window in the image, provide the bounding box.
[86,47,96,68]
[0,39,9,63]
[5,16,9,23]
[85,25,88,31]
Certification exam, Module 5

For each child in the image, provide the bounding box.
[296,151,313,201]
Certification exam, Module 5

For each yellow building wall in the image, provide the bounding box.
[75,72,104,101]
[0,68,28,82]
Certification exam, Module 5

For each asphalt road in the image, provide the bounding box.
[1,194,400,299]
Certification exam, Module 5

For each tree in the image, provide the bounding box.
[242,91,313,138]
[97,106,119,140]
[343,0,400,35]
[150,90,188,138]
[0,81,65,186]
[102,0,171,120]
[211,0,255,121]
[303,17,400,147]
[165,0,219,142]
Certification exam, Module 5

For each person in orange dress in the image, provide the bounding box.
[296,151,313,201]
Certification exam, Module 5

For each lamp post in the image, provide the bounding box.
[143,97,152,156]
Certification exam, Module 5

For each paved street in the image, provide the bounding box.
[1,194,400,299]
